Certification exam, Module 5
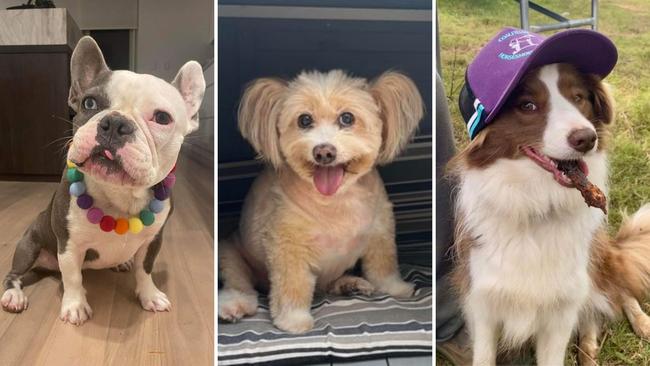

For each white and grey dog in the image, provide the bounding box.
[1,36,205,325]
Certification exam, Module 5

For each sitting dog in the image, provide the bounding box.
[218,70,423,333]
[1,36,205,325]
[451,27,650,365]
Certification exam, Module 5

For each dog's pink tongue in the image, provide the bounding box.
[313,165,344,196]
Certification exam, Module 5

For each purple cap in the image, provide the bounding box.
[460,27,618,139]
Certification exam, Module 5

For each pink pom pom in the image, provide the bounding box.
[87,207,104,224]
[163,173,176,188]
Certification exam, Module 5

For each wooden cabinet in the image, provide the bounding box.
[0,50,71,180]
[0,9,80,181]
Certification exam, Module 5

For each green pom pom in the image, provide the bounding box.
[140,209,155,226]
[66,168,83,182]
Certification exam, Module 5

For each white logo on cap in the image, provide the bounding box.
[509,35,538,55]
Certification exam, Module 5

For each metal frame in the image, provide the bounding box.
[518,0,598,32]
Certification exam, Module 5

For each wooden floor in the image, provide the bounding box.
[0,154,213,366]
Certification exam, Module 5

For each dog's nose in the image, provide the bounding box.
[567,128,597,153]
[313,144,337,165]
[99,115,135,136]
[98,114,135,143]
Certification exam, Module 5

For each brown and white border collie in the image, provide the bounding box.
[449,63,650,365]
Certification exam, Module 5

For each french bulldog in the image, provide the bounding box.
[0,36,205,325]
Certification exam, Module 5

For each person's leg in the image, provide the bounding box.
[435,72,463,342]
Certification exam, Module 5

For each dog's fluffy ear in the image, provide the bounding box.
[588,75,615,125]
[371,71,424,164]
[238,78,287,168]
[68,36,110,111]
[172,61,206,134]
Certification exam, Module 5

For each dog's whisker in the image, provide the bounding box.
[52,115,77,127]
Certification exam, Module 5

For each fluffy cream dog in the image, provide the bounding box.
[218,70,424,333]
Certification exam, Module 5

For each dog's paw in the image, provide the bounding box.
[330,276,375,296]
[218,289,258,322]
[273,309,314,334]
[60,295,93,325]
[630,313,650,340]
[577,346,599,366]
[1,288,28,313]
[138,287,171,312]
[111,259,134,272]
[377,276,415,298]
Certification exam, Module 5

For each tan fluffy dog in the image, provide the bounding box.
[218,70,424,333]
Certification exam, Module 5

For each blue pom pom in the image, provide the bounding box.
[69,181,86,196]
[149,199,165,213]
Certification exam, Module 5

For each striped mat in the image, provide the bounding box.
[217,265,432,365]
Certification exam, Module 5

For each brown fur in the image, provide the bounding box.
[445,63,650,364]
[611,210,650,301]
[585,207,650,317]
[219,70,423,333]
[449,64,615,299]
[448,211,472,300]
[237,78,288,168]
[449,64,612,175]
[588,229,625,314]
[370,72,425,164]
[577,209,650,363]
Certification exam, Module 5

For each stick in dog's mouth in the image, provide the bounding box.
[521,146,607,214]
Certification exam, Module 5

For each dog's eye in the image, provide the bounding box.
[520,101,537,112]
[338,112,355,127]
[574,94,584,103]
[154,111,173,125]
[298,114,313,129]
[82,97,98,110]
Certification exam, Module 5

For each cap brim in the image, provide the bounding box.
[485,29,618,124]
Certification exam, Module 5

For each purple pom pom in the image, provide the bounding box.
[77,194,93,209]
[154,184,170,200]
[87,207,103,224]
[163,173,176,188]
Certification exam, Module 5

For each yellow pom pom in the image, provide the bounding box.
[66,160,76,168]
[129,217,144,234]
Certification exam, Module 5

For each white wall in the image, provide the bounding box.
[0,0,136,29]
[136,0,213,80]
[135,0,213,164]
[1,0,214,80]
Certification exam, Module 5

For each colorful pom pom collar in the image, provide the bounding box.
[66,160,176,235]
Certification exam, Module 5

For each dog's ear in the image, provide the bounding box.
[371,71,424,164]
[238,78,287,168]
[68,36,110,111]
[172,61,206,134]
[588,75,615,125]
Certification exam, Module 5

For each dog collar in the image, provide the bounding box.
[66,160,176,234]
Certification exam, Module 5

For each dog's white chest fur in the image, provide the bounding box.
[311,206,374,286]
[66,198,169,269]
[459,152,607,345]
[302,193,377,287]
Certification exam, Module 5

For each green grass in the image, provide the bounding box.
[438,0,650,364]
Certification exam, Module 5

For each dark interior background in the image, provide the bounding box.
[88,30,131,71]
[218,0,432,266]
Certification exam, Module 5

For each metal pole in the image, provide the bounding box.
[520,0,530,30]
[592,0,598,31]
[436,10,441,77]
[531,18,596,32]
